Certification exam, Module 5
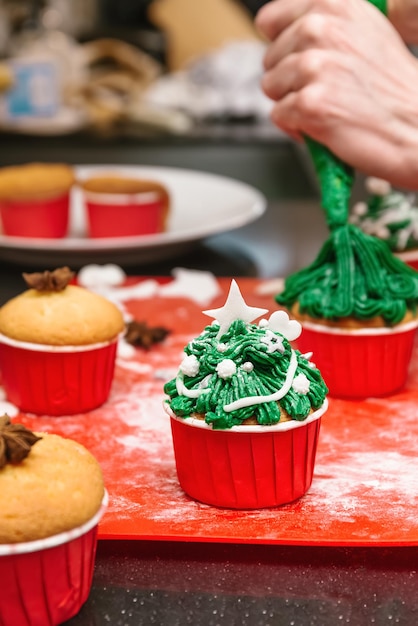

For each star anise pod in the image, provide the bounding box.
[22,266,74,291]
[0,415,42,469]
[125,320,170,349]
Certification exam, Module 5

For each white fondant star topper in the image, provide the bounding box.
[203,280,268,338]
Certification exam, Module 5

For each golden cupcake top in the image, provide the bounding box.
[79,174,169,198]
[0,429,104,543]
[0,267,125,345]
[0,163,75,201]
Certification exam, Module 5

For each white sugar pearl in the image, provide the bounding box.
[180,354,200,377]
[216,359,237,379]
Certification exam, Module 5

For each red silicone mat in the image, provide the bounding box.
[13,277,418,546]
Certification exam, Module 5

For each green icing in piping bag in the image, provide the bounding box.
[304,0,386,230]
[305,137,354,230]
[277,0,418,326]
[370,0,387,13]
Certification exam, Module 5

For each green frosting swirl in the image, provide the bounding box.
[297,15,417,328]
[277,224,418,325]
[164,319,328,430]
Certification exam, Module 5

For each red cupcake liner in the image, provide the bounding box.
[168,402,327,509]
[0,335,118,415]
[296,321,418,399]
[0,492,107,626]
[0,193,70,238]
[395,249,418,271]
[84,191,165,237]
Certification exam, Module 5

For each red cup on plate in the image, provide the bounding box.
[79,175,170,238]
[0,193,70,238]
[0,163,75,239]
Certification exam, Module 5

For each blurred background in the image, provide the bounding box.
[0,0,329,288]
[0,0,280,137]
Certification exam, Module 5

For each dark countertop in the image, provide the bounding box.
[1,129,415,626]
[68,542,418,626]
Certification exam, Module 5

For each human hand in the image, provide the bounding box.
[256,0,418,188]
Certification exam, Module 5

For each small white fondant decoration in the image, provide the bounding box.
[267,310,302,341]
[180,354,200,377]
[203,280,268,338]
[159,268,221,306]
[217,343,228,352]
[77,264,126,288]
[258,318,269,328]
[216,359,237,379]
[104,280,159,303]
[260,330,285,353]
[301,352,313,361]
[292,373,311,395]
[242,362,254,372]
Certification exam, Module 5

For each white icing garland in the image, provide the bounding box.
[223,350,298,412]
[176,372,211,398]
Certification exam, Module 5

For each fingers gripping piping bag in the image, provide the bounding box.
[276,0,418,399]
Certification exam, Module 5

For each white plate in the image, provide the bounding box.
[0,165,266,267]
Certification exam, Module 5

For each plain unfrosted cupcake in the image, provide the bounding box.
[79,173,170,238]
[0,162,75,238]
[0,267,125,415]
[164,280,328,509]
[0,416,107,626]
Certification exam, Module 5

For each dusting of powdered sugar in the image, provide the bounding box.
[6,274,418,546]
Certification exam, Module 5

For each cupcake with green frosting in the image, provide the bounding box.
[350,177,418,270]
[277,143,418,399]
[164,280,328,509]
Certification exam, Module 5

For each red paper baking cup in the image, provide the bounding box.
[166,401,327,509]
[0,193,70,238]
[296,320,418,399]
[0,491,107,626]
[0,334,119,415]
[83,190,166,237]
[395,249,418,271]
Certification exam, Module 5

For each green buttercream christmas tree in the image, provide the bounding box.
[164,281,328,429]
